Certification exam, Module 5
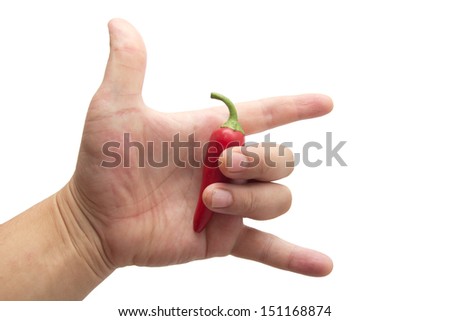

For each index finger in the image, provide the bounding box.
[237,94,333,135]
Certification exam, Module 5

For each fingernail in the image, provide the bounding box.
[211,189,233,208]
[228,151,249,173]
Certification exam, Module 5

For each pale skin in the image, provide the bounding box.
[0,19,333,300]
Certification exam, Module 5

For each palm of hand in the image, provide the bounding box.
[73,95,243,268]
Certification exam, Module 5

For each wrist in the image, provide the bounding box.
[0,182,114,300]
[54,180,115,287]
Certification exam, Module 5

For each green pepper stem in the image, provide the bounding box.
[211,92,245,134]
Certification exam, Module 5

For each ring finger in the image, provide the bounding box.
[202,182,292,220]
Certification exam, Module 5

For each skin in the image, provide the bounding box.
[0,18,333,300]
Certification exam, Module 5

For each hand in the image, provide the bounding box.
[62,18,333,278]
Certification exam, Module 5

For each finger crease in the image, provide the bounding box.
[259,234,276,265]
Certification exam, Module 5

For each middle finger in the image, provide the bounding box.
[219,144,295,181]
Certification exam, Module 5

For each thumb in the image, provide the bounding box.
[100,18,147,97]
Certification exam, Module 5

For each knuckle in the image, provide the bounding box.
[283,146,294,161]
[241,190,258,215]
[283,148,295,174]
[259,158,271,177]
[259,234,276,264]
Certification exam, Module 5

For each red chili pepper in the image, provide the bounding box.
[193,92,245,233]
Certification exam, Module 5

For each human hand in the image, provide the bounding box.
[61,18,333,279]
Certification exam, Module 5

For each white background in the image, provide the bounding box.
[1,0,449,320]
